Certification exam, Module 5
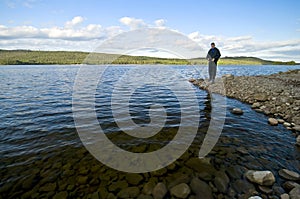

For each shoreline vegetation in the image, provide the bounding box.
[0,49,298,65]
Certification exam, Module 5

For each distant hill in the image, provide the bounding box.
[0,50,298,65]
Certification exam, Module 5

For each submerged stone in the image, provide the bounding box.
[170,183,190,199]
[231,108,244,115]
[279,169,300,181]
[245,170,275,186]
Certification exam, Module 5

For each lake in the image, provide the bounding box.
[1,64,300,198]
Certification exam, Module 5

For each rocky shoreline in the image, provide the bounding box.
[189,69,300,147]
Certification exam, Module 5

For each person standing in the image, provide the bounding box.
[206,42,221,83]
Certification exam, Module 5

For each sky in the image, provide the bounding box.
[0,0,300,61]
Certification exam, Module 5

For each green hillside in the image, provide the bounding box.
[0,50,297,65]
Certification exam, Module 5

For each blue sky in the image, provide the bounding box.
[1,0,300,61]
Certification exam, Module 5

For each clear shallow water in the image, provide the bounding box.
[1,64,299,158]
[1,64,300,191]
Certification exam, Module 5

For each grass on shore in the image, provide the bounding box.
[0,49,298,65]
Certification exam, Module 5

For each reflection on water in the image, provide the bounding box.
[0,65,300,198]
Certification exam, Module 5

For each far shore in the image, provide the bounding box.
[0,49,298,66]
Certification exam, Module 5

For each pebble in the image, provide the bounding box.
[39,182,57,192]
[222,74,234,79]
[258,185,273,194]
[226,165,246,180]
[107,193,116,199]
[245,170,276,186]
[277,119,285,124]
[170,183,190,198]
[283,122,292,127]
[77,176,88,185]
[231,108,244,115]
[252,102,261,109]
[232,179,255,194]
[126,173,144,185]
[289,187,300,199]
[137,194,153,199]
[296,135,300,147]
[280,193,290,199]
[189,177,213,199]
[248,196,263,199]
[279,169,300,181]
[152,183,167,199]
[292,125,300,132]
[53,191,68,199]
[167,173,190,189]
[214,171,230,193]
[117,187,140,198]
[142,181,156,195]
[185,157,216,174]
[268,118,279,126]
[108,180,128,192]
[283,181,300,191]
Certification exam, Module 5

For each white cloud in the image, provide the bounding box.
[65,16,84,28]
[0,16,299,62]
[0,16,111,40]
[119,17,147,30]
[0,25,43,38]
[154,19,166,27]
[187,31,300,62]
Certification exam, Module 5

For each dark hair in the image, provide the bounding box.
[211,42,215,46]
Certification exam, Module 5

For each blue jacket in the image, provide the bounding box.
[207,47,221,64]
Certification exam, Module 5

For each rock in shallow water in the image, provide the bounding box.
[289,187,300,199]
[296,135,300,147]
[279,169,300,181]
[117,187,140,198]
[280,193,290,199]
[248,196,263,199]
[214,171,230,193]
[232,179,255,194]
[231,108,244,115]
[170,183,190,199]
[292,125,300,132]
[258,185,273,194]
[245,170,276,186]
[283,181,300,191]
[53,191,68,199]
[142,181,156,195]
[268,118,279,126]
[126,173,144,185]
[152,182,167,199]
[190,177,213,199]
